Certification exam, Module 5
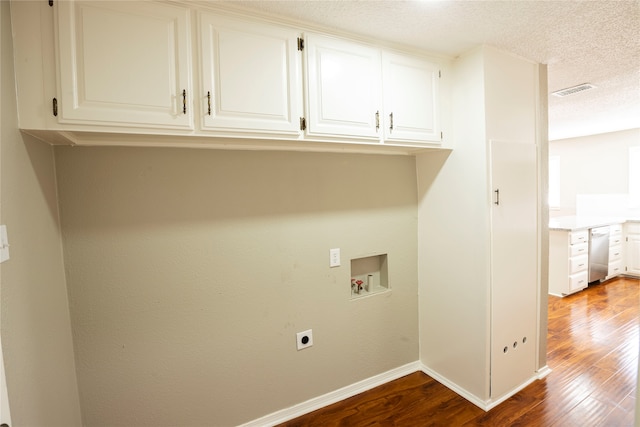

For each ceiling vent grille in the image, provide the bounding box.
[551,83,597,97]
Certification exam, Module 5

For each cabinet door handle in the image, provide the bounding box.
[494,189,500,205]
[207,91,212,115]
[182,89,187,114]
[389,112,394,131]
[375,110,379,132]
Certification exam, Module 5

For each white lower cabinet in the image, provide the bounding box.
[606,223,623,280]
[549,229,589,296]
[625,223,640,277]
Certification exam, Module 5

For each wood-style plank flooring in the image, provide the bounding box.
[278,276,639,426]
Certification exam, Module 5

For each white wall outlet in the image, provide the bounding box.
[329,248,340,267]
[296,329,313,351]
[0,225,9,264]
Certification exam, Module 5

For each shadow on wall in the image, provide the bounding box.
[415,149,452,203]
[53,146,418,230]
[21,134,62,224]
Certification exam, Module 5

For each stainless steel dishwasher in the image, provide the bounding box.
[589,226,610,283]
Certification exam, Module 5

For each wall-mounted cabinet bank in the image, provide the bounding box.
[10,0,451,154]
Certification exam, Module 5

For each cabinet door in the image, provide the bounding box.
[382,52,440,142]
[199,14,302,135]
[305,34,381,140]
[489,141,538,399]
[56,1,193,129]
[627,233,640,276]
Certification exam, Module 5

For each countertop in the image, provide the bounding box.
[549,216,640,231]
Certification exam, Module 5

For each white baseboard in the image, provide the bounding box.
[420,363,545,411]
[419,363,490,410]
[536,365,552,379]
[240,361,421,427]
[242,361,548,426]
[484,375,539,411]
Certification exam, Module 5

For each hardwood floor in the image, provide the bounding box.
[278,276,639,426]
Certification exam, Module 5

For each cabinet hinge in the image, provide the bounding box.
[52,97,58,117]
[49,0,53,6]
[297,37,304,51]
[300,117,306,131]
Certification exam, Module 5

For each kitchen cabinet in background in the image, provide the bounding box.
[548,229,589,296]
[625,223,640,277]
[606,223,623,279]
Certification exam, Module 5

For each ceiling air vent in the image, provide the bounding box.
[551,83,597,97]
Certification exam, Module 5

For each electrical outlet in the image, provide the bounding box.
[296,329,313,350]
[329,248,340,267]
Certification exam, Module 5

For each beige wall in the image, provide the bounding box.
[549,128,640,217]
[54,146,419,426]
[0,1,83,425]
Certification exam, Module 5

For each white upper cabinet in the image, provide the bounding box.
[304,34,382,140]
[12,1,448,152]
[56,1,193,129]
[382,52,441,143]
[198,13,302,135]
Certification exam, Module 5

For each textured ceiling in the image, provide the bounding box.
[222,0,640,140]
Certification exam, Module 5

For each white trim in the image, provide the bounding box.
[419,363,490,410]
[536,365,552,380]
[629,146,640,208]
[484,375,539,411]
[240,361,421,427]
[242,361,548,425]
[419,363,544,412]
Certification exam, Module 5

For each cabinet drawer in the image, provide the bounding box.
[608,259,623,278]
[610,223,623,235]
[570,230,588,244]
[569,271,588,292]
[610,234,623,246]
[609,244,622,261]
[570,242,588,257]
[569,254,589,274]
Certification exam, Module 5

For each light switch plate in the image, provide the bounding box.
[329,248,340,267]
[0,225,9,263]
